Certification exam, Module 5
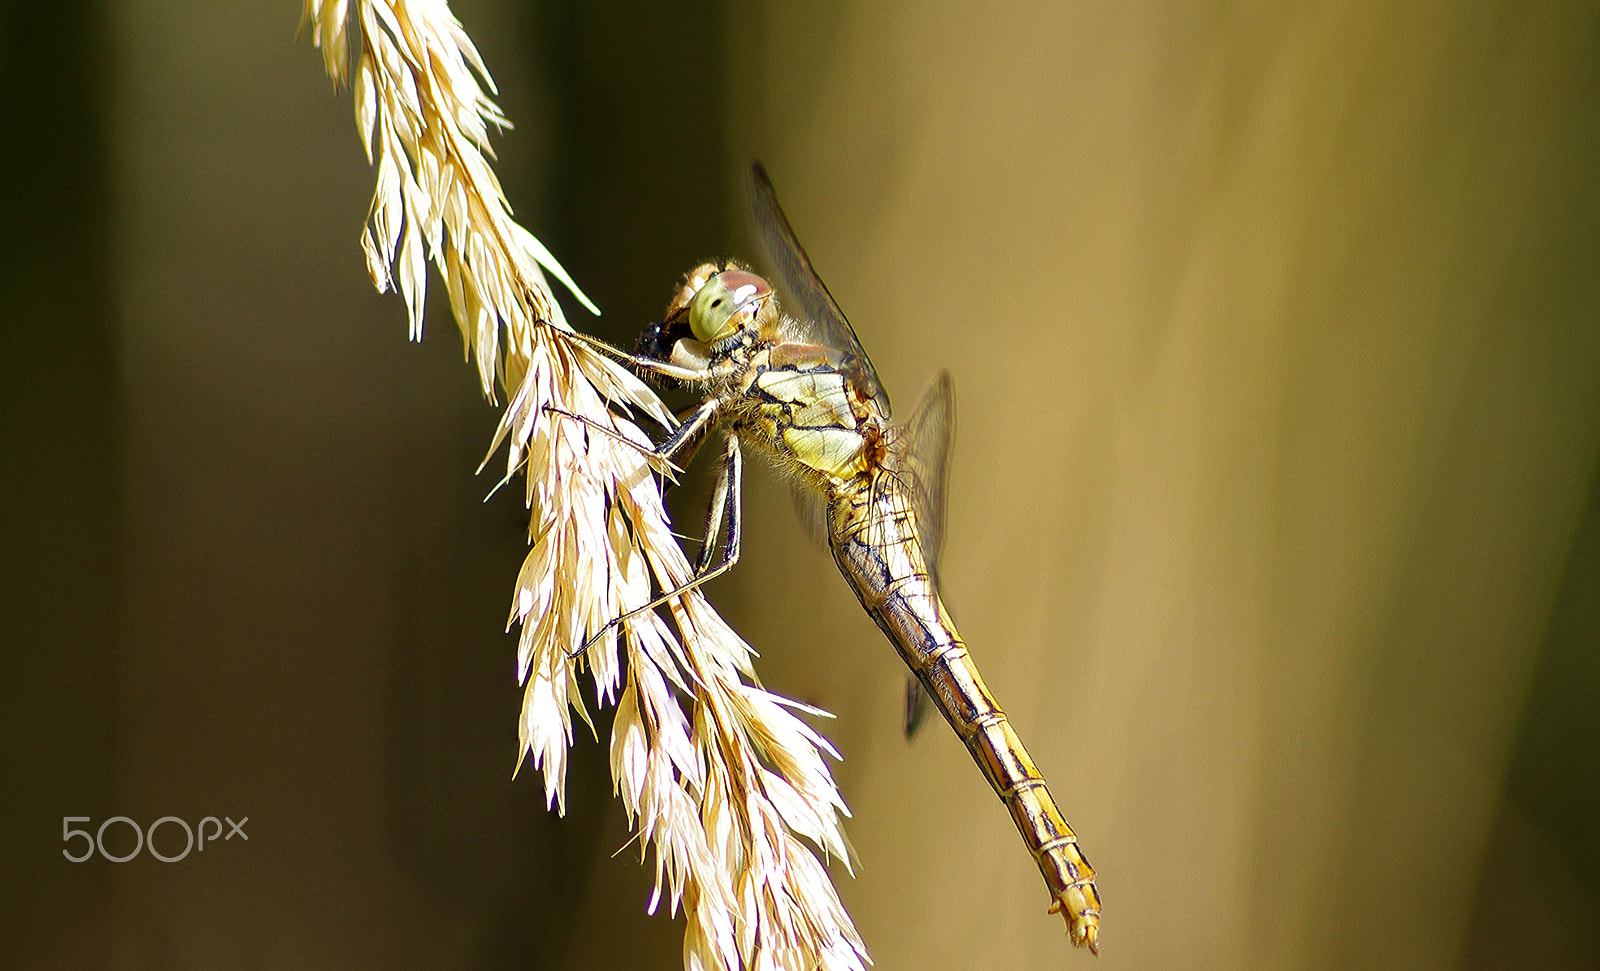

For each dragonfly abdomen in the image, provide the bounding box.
[829,481,1102,954]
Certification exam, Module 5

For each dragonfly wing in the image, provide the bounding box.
[747,162,892,416]
[789,481,832,554]
[904,676,934,738]
[896,371,954,739]
[899,370,955,581]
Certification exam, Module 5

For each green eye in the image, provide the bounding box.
[689,270,771,342]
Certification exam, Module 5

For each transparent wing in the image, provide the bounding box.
[747,162,892,416]
[788,480,833,553]
[892,371,954,738]
[904,676,933,739]
[897,371,954,582]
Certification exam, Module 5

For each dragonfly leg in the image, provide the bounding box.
[569,434,744,659]
[695,433,742,575]
[542,393,726,474]
[564,327,709,384]
[655,398,724,472]
[541,406,678,477]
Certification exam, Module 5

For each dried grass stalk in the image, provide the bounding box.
[301,2,868,968]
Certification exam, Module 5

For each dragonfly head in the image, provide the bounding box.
[635,313,691,362]
[689,269,772,343]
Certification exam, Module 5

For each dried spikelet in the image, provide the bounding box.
[301,3,868,968]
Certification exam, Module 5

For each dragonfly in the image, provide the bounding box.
[572,163,1101,954]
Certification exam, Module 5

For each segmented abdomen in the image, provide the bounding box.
[828,479,1101,954]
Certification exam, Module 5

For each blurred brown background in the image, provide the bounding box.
[4,1,1598,968]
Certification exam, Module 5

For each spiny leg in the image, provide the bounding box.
[542,392,726,472]
[564,326,709,384]
[541,406,679,478]
[653,398,725,473]
[571,433,744,659]
[695,433,742,576]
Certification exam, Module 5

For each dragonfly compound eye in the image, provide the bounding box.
[689,269,771,342]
